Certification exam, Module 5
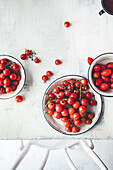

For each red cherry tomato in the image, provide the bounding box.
[55,59,61,65]
[98,64,106,70]
[111,71,113,79]
[68,107,75,115]
[58,91,64,98]
[55,104,63,112]
[62,80,69,86]
[46,71,52,76]
[12,64,20,71]
[58,84,65,90]
[0,64,5,70]
[13,81,19,86]
[95,78,102,87]
[0,79,4,86]
[100,83,109,91]
[48,93,55,99]
[80,78,87,86]
[101,76,109,82]
[81,117,87,123]
[85,119,92,125]
[87,113,94,119]
[61,117,68,122]
[53,87,59,94]
[72,126,79,133]
[81,92,85,98]
[3,69,10,76]
[16,75,21,81]
[110,79,113,83]
[89,99,96,106]
[20,54,27,60]
[42,75,48,82]
[0,58,7,64]
[74,81,80,88]
[48,102,55,110]
[87,57,94,65]
[3,78,10,86]
[81,85,89,91]
[65,90,71,97]
[79,106,86,114]
[73,113,80,120]
[74,119,81,126]
[106,62,113,69]
[54,111,61,119]
[101,69,111,77]
[47,109,54,115]
[65,127,72,132]
[68,78,75,84]
[15,95,23,103]
[60,100,67,106]
[73,101,80,109]
[110,83,113,89]
[11,85,17,91]
[67,97,74,105]
[67,84,74,91]
[0,73,5,79]
[70,92,77,99]
[93,72,100,79]
[5,87,12,93]
[63,120,71,127]
[9,73,17,80]
[61,109,69,116]
[25,49,31,55]
[55,98,60,104]
[93,65,101,71]
[64,21,70,28]
[81,99,88,106]
[34,58,40,63]
[85,92,92,98]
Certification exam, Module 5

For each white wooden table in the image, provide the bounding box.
[0,0,113,140]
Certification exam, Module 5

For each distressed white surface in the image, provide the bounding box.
[0,0,113,139]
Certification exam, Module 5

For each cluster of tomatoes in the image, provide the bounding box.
[20,49,40,63]
[93,62,113,91]
[0,58,21,94]
[45,78,96,133]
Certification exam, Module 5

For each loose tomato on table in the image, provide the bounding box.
[87,57,93,65]
[42,75,48,82]
[46,71,52,76]
[25,49,31,55]
[55,59,61,65]
[15,95,23,103]
[20,54,27,60]
[34,58,40,63]
[64,21,70,28]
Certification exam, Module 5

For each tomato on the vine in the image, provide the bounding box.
[68,107,75,115]
[65,127,72,132]
[25,49,31,55]
[54,111,61,119]
[48,93,55,99]
[13,81,19,86]
[53,87,59,94]
[62,80,69,86]
[34,58,40,63]
[47,109,54,116]
[63,120,71,127]
[58,91,64,98]
[55,104,63,112]
[80,99,88,106]
[80,78,87,86]
[73,101,80,109]
[65,90,71,97]
[20,54,27,60]
[3,69,10,76]
[0,73,5,79]
[60,100,67,106]
[70,92,77,99]
[48,102,55,110]
[61,109,69,116]
[67,97,74,105]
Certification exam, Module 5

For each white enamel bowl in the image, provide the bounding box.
[42,75,103,135]
[0,55,26,99]
[88,52,113,97]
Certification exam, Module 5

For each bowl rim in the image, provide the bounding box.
[88,52,113,97]
[42,74,103,136]
[0,54,26,99]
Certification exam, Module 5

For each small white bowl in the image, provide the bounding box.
[0,55,26,99]
[88,52,113,97]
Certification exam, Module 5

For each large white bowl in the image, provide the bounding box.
[88,52,113,97]
[0,55,26,99]
[42,75,103,135]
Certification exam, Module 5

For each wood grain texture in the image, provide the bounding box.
[0,0,113,139]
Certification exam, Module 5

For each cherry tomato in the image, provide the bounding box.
[67,97,74,105]
[79,112,86,117]
[73,113,80,120]
[64,21,70,28]
[3,78,10,86]
[89,99,96,106]
[3,84,8,88]
[110,79,113,83]
[5,87,12,93]
[16,75,21,81]
[93,72,100,79]
[55,59,61,65]
[111,72,113,79]
[85,92,92,98]
[48,102,55,110]
[79,106,86,114]
[62,80,69,86]
[100,83,109,91]
[74,119,81,126]
[98,64,106,70]
[25,49,31,55]
[3,69,10,76]
[0,79,4,86]
[13,81,19,86]
[46,99,52,105]
[60,100,67,106]
[63,120,71,127]
[11,85,16,91]
[58,84,65,90]
[80,99,88,106]
[80,78,87,86]
[46,71,52,76]
[81,85,89,91]
[61,109,69,116]
[87,113,94,119]
[47,109,54,115]
[93,65,100,71]
[81,117,86,123]
[15,95,23,103]
[95,78,102,87]
[20,54,27,60]
[48,93,55,99]
[101,76,109,82]
[54,111,61,119]
[87,57,93,65]
[53,87,59,94]
[0,58,7,64]
[72,126,79,133]
[67,84,74,91]
[55,98,60,104]
[85,119,92,125]
[61,117,68,122]
[73,101,80,109]
[65,127,72,132]
[81,92,85,98]
[74,81,80,88]
[110,83,113,89]
[0,73,5,79]
[0,64,5,70]
[101,69,111,77]
[58,91,64,98]
[12,64,20,71]
[106,62,113,69]
[65,90,71,97]
[34,58,40,63]
[68,78,75,84]
[55,104,63,112]
[68,107,75,115]
[70,92,77,99]
[42,75,48,82]
[1,88,6,93]
[9,73,17,80]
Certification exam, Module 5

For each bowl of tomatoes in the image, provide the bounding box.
[42,75,102,135]
[0,55,26,99]
[88,52,113,97]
